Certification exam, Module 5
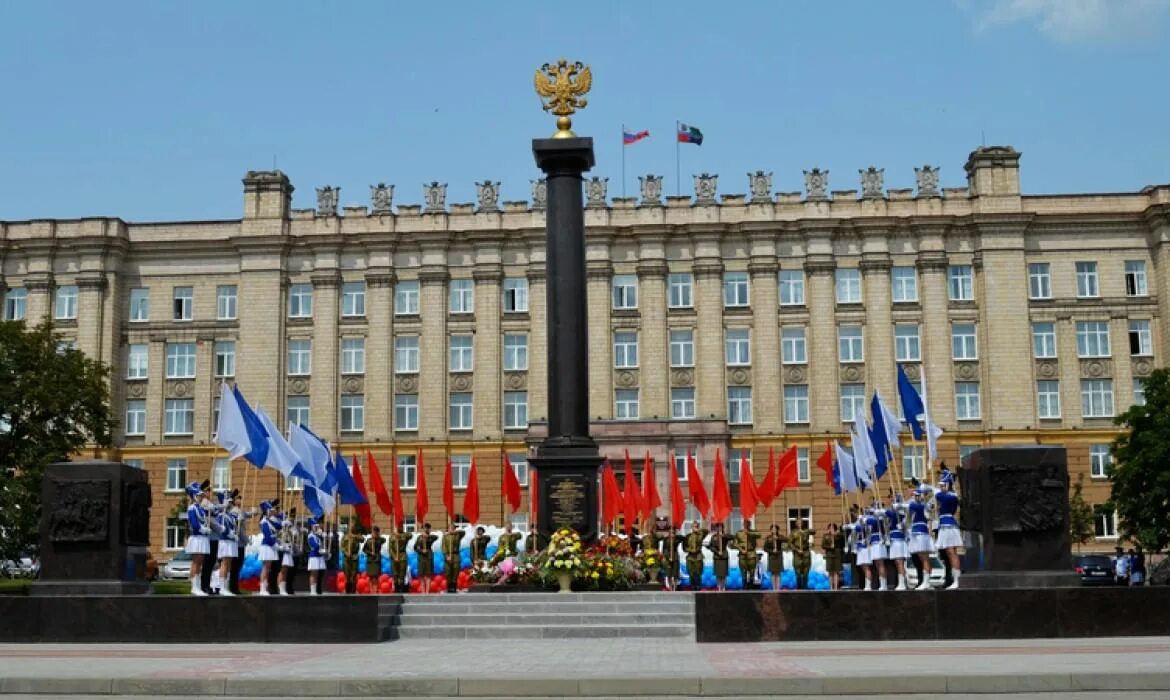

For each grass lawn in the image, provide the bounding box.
[0,579,32,595]
[151,580,191,595]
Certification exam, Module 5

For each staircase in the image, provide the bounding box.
[377,596,404,641]
[387,592,695,640]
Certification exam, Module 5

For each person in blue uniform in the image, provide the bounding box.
[227,489,248,595]
[257,500,281,596]
[886,495,909,591]
[907,486,936,590]
[213,490,237,596]
[849,509,872,590]
[184,480,212,596]
[306,518,325,595]
[199,482,222,595]
[933,471,962,589]
[865,503,888,591]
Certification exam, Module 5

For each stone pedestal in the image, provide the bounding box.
[958,446,1078,588]
[530,136,603,543]
[33,461,152,595]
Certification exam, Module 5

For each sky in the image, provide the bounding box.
[2,0,1169,222]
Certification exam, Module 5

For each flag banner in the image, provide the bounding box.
[776,446,799,494]
[686,449,711,519]
[738,453,759,522]
[288,423,334,516]
[919,365,944,463]
[601,461,624,526]
[669,452,686,528]
[416,448,429,525]
[442,456,455,519]
[875,391,904,450]
[217,384,270,468]
[815,441,835,488]
[366,450,393,517]
[897,364,926,440]
[641,451,661,520]
[623,128,650,145]
[622,450,642,534]
[350,453,373,529]
[463,458,480,525]
[502,452,522,513]
[834,442,859,493]
[677,122,703,145]
[254,407,304,479]
[757,447,778,507]
[710,449,732,525]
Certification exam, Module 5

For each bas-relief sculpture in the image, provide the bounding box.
[424,182,448,212]
[916,165,940,197]
[530,178,547,210]
[803,168,829,201]
[748,171,772,203]
[476,180,501,212]
[47,479,110,543]
[369,183,394,214]
[639,174,662,205]
[585,176,608,208]
[315,186,340,216]
[860,167,884,199]
[693,173,718,205]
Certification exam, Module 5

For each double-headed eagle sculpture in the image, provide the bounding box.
[534,59,592,138]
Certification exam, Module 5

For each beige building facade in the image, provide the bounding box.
[3,146,1167,557]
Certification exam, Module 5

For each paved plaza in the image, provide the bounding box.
[1,637,1168,697]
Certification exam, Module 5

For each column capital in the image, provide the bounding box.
[526,263,547,282]
[747,257,779,276]
[23,273,54,292]
[803,257,836,277]
[310,272,342,288]
[364,269,397,288]
[916,253,949,273]
[76,272,108,291]
[586,260,613,281]
[692,259,724,279]
[418,266,449,286]
[472,263,504,283]
[635,260,669,278]
[859,254,892,274]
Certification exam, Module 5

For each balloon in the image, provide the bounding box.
[379,573,391,584]
[407,552,419,578]
[336,572,347,591]
[408,579,422,594]
[378,580,392,593]
[781,570,797,590]
[485,544,498,559]
[381,555,391,572]
[842,568,853,587]
[356,578,371,594]
[433,551,446,572]
[810,571,831,590]
[358,553,367,570]
[726,570,744,590]
[498,558,516,576]
[431,575,446,593]
[460,547,472,569]
[457,570,471,590]
[759,572,772,590]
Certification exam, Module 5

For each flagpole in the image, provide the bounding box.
[621,123,626,199]
[675,120,681,196]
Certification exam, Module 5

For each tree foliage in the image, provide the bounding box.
[0,320,114,560]
[1068,474,1095,552]
[1111,369,1170,553]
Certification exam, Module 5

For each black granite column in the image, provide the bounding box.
[530,136,602,543]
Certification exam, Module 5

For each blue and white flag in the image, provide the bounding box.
[253,407,307,480]
[834,441,858,493]
[897,364,926,441]
[214,382,270,468]
[288,423,335,517]
[919,365,945,464]
[852,408,877,488]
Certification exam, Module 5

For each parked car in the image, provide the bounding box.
[904,555,946,589]
[1,554,39,579]
[1074,554,1116,585]
[161,551,193,581]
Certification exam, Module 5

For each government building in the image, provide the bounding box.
[3,146,1166,557]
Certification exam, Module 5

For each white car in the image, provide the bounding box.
[1,555,39,578]
[904,555,947,589]
[161,551,193,581]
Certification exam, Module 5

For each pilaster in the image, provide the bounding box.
[418,265,450,439]
[748,256,780,433]
[473,263,503,435]
[917,253,955,426]
[637,256,669,420]
[804,258,837,429]
[860,255,893,401]
[693,257,725,419]
[365,270,396,440]
[310,272,341,441]
[586,260,614,419]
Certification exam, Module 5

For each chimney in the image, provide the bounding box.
[964,146,1021,198]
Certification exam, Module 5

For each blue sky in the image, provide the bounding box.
[2,0,1168,221]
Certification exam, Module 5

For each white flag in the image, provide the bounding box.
[852,408,877,486]
[214,382,252,461]
[875,390,903,450]
[834,441,858,493]
[288,423,335,515]
[254,407,302,478]
[919,367,945,464]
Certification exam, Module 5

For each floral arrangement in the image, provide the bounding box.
[542,527,584,576]
[596,533,633,558]
[640,545,660,571]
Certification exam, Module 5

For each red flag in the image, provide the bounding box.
[622,450,641,534]
[530,466,538,524]
[757,447,778,508]
[776,446,799,495]
[641,451,661,521]
[415,448,429,525]
[350,453,372,529]
[739,452,760,522]
[442,455,455,520]
[601,461,624,526]
[711,449,733,524]
[669,452,686,528]
[366,450,392,517]
[390,450,404,529]
[462,458,480,525]
[815,441,835,487]
[686,449,710,520]
[502,452,522,513]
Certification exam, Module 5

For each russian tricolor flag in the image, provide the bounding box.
[623,128,650,145]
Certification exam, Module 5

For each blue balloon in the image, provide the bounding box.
[780,569,797,590]
[758,571,771,589]
[433,551,445,571]
[240,555,261,580]
[842,567,852,587]
[381,554,391,572]
[700,566,717,590]
[809,571,831,590]
[485,543,498,559]
[357,552,367,570]
[726,570,744,590]
[460,547,472,569]
[407,551,419,577]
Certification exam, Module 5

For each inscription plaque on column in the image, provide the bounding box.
[539,471,597,541]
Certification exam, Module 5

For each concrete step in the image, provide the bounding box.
[393,624,694,640]
[397,601,693,614]
[395,612,694,627]
[415,592,687,603]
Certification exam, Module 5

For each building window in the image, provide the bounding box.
[449,279,474,314]
[727,386,752,425]
[1037,380,1061,419]
[124,400,146,436]
[670,329,694,367]
[902,445,925,480]
[787,507,812,532]
[212,397,220,439]
[394,280,419,315]
[1089,444,1112,479]
[341,281,366,317]
[894,324,921,362]
[891,266,917,303]
[287,339,311,375]
[614,331,639,368]
[504,391,528,429]
[124,459,145,470]
[1033,322,1057,359]
[216,285,238,320]
[835,268,862,304]
[509,454,529,486]
[723,272,750,307]
[615,389,640,420]
[340,395,365,432]
[165,458,187,492]
[671,388,695,419]
[127,344,149,380]
[3,288,26,321]
[948,265,974,301]
[402,516,417,533]
[951,323,978,360]
[779,270,805,306]
[164,399,194,435]
[54,285,78,320]
[612,274,638,310]
[1028,263,1051,300]
[449,335,473,372]
[214,341,236,378]
[1134,378,1147,407]
[395,336,420,374]
[781,326,806,364]
[1076,321,1111,358]
[164,518,188,550]
[288,283,313,318]
[725,328,751,366]
[503,277,529,312]
[784,385,810,424]
[1076,262,1099,298]
[211,457,231,490]
[959,445,980,462]
[838,325,864,363]
[797,448,810,483]
[395,394,419,431]
[173,286,193,321]
[503,334,528,371]
[55,340,76,355]
[1081,379,1114,418]
[398,454,417,489]
[1125,260,1148,297]
[129,288,149,322]
[165,343,196,379]
[1128,320,1152,356]
[449,393,473,430]
[287,395,310,428]
[451,455,471,489]
[955,382,981,420]
[840,383,866,422]
[340,337,365,374]
[668,273,693,308]
[673,452,691,483]
[1094,507,1118,539]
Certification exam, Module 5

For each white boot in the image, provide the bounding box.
[190,576,206,596]
[946,570,960,590]
[278,581,289,596]
[210,571,222,594]
[916,577,931,591]
[220,587,236,597]
[895,575,907,591]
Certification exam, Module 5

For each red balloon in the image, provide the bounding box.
[431,575,446,593]
[378,580,392,593]
[379,573,391,583]
[456,570,471,590]
[357,572,369,583]
[409,579,422,594]
[335,572,347,590]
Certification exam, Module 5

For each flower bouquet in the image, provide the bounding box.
[542,527,583,592]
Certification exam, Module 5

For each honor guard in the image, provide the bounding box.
[340,523,362,594]
[933,471,962,589]
[213,490,237,596]
[683,521,708,590]
[734,525,761,588]
[492,523,521,564]
[763,524,787,591]
[886,496,910,590]
[442,523,464,593]
[660,528,682,591]
[640,527,659,583]
[227,489,248,594]
[306,518,325,595]
[823,523,845,590]
[199,482,222,595]
[524,526,547,554]
[414,523,439,593]
[184,480,212,596]
[470,526,491,566]
[388,525,413,592]
[790,520,814,590]
[362,526,384,589]
[706,523,734,591]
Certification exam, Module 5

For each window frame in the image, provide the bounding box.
[165,342,197,379]
[835,268,862,304]
[727,386,753,425]
[779,270,806,306]
[1081,379,1115,418]
[1075,261,1100,299]
[448,278,474,314]
[503,390,529,429]
[216,285,238,321]
[670,329,695,367]
[128,288,149,322]
[394,280,420,316]
[784,385,810,424]
[287,395,311,428]
[955,382,981,420]
[723,271,750,308]
[172,286,194,322]
[124,399,146,436]
[127,344,149,380]
[611,274,639,310]
[164,398,195,436]
[288,283,313,318]
[670,387,696,419]
[894,323,921,362]
[839,383,866,422]
[948,265,974,302]
[890,266,918,303]
[395,335,420,374]
[394,394,419,431]
[1036,380,1061,419]
[668,273,694,309]
[951,323,978,361]
[1125,260,1148,297]
[613,331,639,369]
[724,328,751,366]
[1032,322,1057,359]
[340,394,365,432]
[1028,263,1051,300]
[448,334,474,372]
[214,340,236,378]
[615,388,640,420]
[503,333,528,371]
[1128,319,1153,357]
[503,277,529,313]
[837,325,864,363]
[341,281,367,317]
[1076,321,1111,358]
[287,339,312,376]
[449,392,473,430]
[54,285,78,320]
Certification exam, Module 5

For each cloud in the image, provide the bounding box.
[973,0,1170,42]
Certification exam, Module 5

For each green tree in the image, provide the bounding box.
[1110,369,1170,552]
[1068,474,1095,552]
[0,320,114,561]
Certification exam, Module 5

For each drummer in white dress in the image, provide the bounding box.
[907,486,937,590]
[850,511,872,590]
[885,495,910,591]
[933,471,963,590]
[213,490,237,596]
[306,518,326,595]
[257,500,281,596]
[184,480,212,596]
[866,502,889,591]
